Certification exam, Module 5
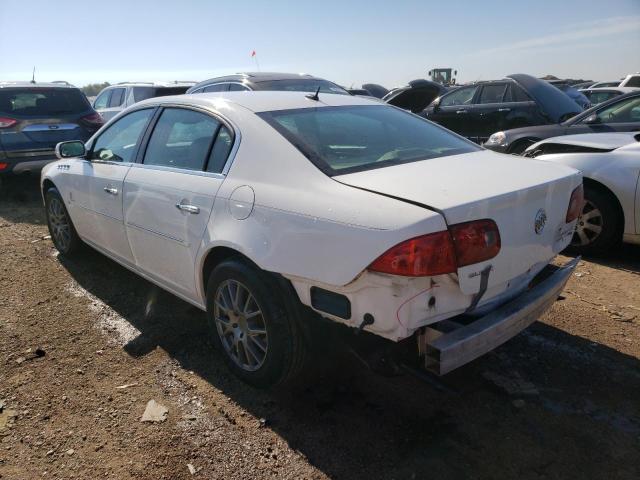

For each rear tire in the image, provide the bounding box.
[44,187,82,255]
[205,258,307,388]
[568,185,622,255]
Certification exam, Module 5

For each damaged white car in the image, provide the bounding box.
[42,91,582,387]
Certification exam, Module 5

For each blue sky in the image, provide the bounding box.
[1,0,638,88]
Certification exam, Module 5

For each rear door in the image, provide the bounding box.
[473,82,510,142]
[74,108,155,263]
[123,106,235,301]
[425,85,479,137]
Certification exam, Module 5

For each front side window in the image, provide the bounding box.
[440,86,478,107]
[90,108,154,162]
[143,108,220,171]
[93,90,111,110]
[259,105,480,175]
[590,96,640,124]
[478,84,508,104]
[203,84,229,93]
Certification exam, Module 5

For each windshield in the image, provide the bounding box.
[259,105,480,175]
[0,87,90,117]
[254,79,349,95]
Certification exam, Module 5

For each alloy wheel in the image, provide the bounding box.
[48,197,72,251]
[213,279,268,371]
[571,200,603,247]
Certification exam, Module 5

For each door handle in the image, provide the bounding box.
[103,185,118,195]
[498,108,511,112]
[455,110,468,114]
[175,202,200,214]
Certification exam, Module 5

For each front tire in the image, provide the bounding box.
[569,186,622,255]
[45,187,81,255]
[205,259,307,388]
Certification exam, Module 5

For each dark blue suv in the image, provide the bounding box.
[0,82,103,181]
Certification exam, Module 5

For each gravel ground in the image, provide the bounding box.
[1,175,639,480]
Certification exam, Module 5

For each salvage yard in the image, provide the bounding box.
[1,176,639,480]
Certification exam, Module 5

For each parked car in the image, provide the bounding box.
[523,132,640,253]
[421,74,582,144]
[619,73,640,88]
[42,91,581,387]
[551,83,590,109]
[187,72,349,95]
[382,79,447,114]
[93,82,195,122]
[0,82,102,181]
[362,83,389,99]
[484,90,640,154]
[579,87,638,105]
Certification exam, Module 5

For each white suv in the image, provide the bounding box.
[93,82,195,122]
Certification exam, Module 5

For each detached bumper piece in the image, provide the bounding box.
[418,257,579,375]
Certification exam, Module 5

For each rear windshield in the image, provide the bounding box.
[259,105,480,175]
[254,79,348,95]
[0,88,90,117]
[133,86,190,102]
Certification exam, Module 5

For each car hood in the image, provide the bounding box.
[508,74,583,122]
[383,79,447,113]
[528,132,640,151]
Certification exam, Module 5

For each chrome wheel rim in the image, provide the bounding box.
[571,200,603,247]
[48,197,71,251]
[214,279,268,371]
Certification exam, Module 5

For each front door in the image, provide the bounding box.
[82,107,156,263]
[123,107,235,301]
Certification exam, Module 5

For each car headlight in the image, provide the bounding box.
[486,131,506,145]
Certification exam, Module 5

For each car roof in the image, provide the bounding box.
[136,90,377,113]
[110,81,196,87]
[187,72,332,92]
[580,87,638,93]
[0,81,78,89]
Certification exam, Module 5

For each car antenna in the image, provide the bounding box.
[31,66,36,84]
[306,85,321,101]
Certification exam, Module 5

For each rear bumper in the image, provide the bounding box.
[419,256,579,375]
[0,156,57,175]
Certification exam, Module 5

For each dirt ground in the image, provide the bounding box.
[1,175,639,480]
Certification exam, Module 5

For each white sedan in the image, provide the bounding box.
[42,92,582,387]
[524,132,640,253]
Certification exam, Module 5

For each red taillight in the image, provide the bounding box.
[0,117,17,129]
[566,184,584,223]
[450,219,501,267]
[81,112,103,126]
[0,163,8,171]
[368,231,457,277]
[368,219,501,277]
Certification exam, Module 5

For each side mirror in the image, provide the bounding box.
[583,114,600,124]
[55,140,86,159]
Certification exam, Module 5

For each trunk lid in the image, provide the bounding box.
[335,150,581,294]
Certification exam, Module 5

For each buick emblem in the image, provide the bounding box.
[534,208,547,235]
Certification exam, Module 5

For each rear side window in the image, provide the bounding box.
[478,84,508,104]
[108,88,126,107]
[91,108,154,163]
[588,91,619,105]
[259,105,480,175]
[0,88,90,117]
[206,126,233,173]
[440,86,477,107]
[228,83,250,91]
[143,108,220,171]
[132,86,190,102]
[505,83,532,102]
